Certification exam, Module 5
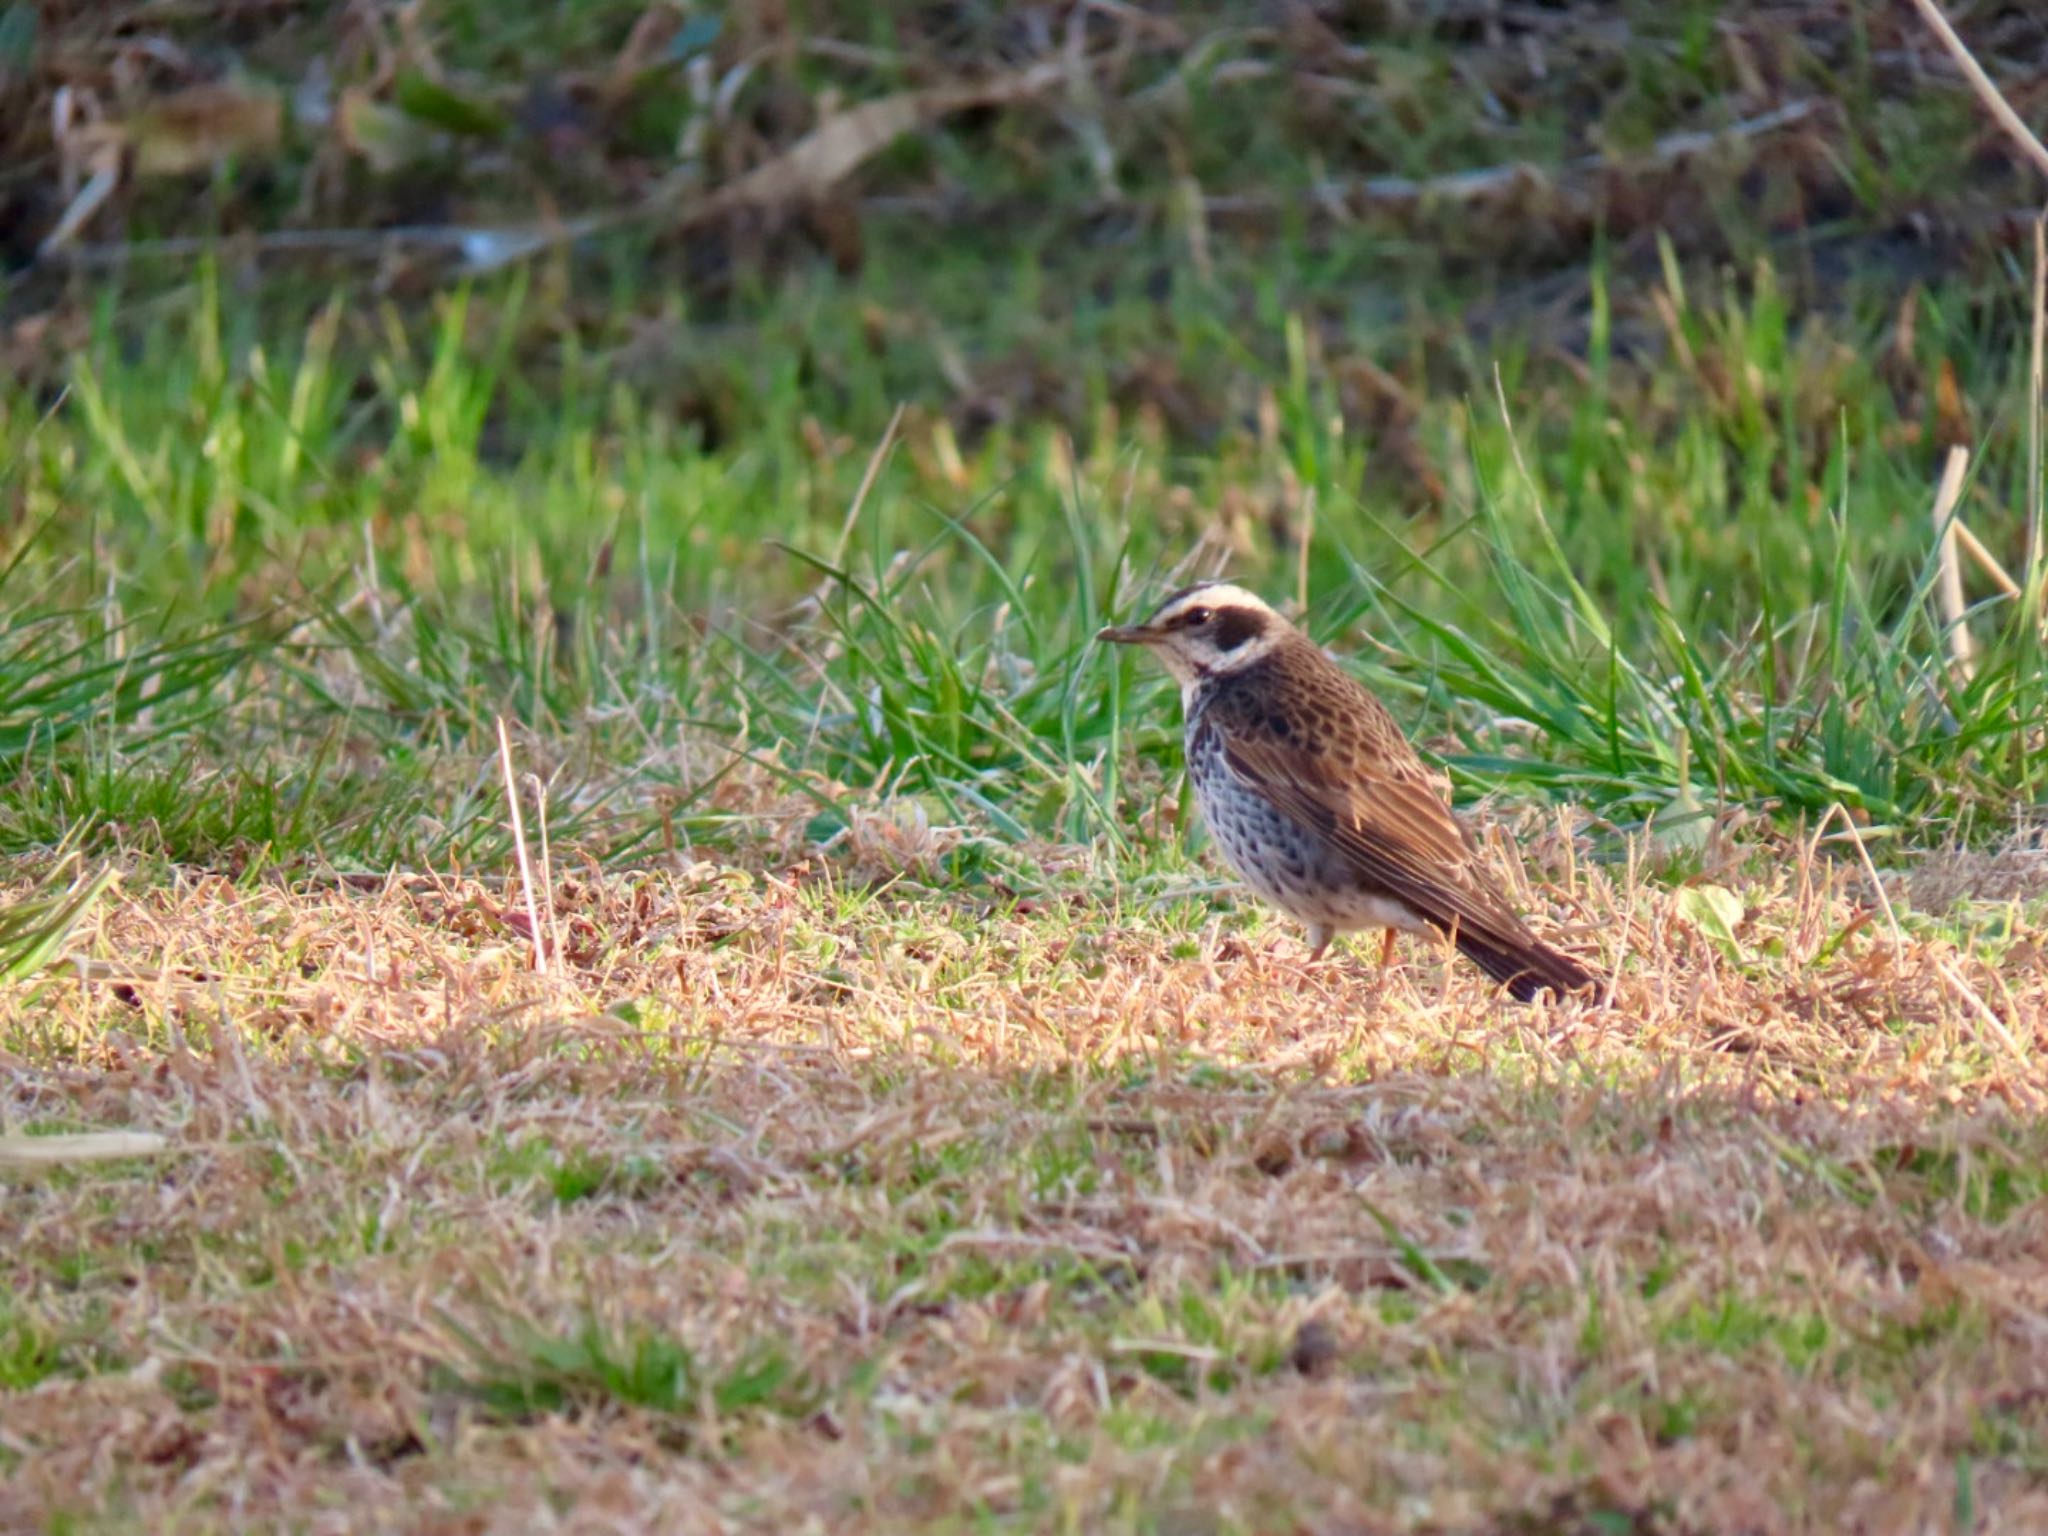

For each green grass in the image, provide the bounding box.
[4,238,2044,879]
[446,1311,820,1427]
[0,848,116,982]
[1,5,2042,882]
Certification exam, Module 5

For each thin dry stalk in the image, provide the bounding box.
[1929,444,1974,681]
[1813,801,1904,952]
[831,402,906,568]
[496,716,549,976]
[2031,214,2045,597]
[1905,0,2048,181]
[1950,517,2022,599]
[1934,954,2037,1093]
[530,771,564,980]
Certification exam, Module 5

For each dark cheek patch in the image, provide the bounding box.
[1210,608,1266,652]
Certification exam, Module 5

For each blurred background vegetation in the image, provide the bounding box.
[2,0,2046,882]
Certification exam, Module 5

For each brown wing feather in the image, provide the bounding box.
[1202,631,1544,955]
[1217,733,1539,953]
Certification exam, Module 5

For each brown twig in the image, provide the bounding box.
[1903,0,2048,181]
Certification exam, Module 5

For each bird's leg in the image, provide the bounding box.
[1377,927,1398,977]
[1305,923,1334,963]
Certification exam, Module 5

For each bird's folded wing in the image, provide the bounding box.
[1220,737,1534,946]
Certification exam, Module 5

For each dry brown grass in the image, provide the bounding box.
[4,827,2048,1533]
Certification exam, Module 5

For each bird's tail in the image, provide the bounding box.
[1452,925,1598,1003]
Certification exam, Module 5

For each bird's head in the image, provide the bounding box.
[1096,581,1285,687]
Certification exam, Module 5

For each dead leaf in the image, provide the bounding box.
[675,61,1064,224]
[126,81,284,177]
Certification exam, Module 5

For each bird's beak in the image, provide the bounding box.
[1095,623,1155,645]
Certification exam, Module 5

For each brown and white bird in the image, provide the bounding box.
[1098,581,1595,1002]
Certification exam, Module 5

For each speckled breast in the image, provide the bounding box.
[1184,714,1426,936]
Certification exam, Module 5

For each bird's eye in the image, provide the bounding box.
[1182,607,1212,627]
